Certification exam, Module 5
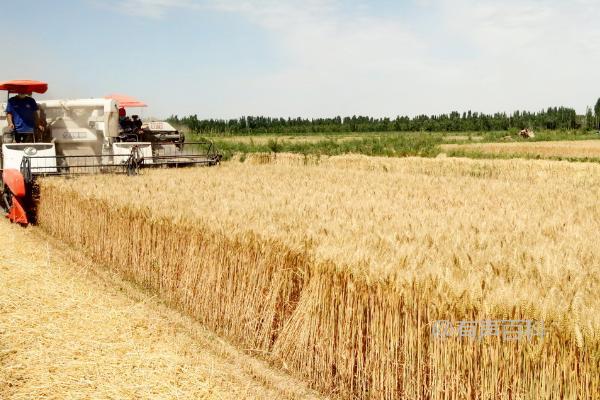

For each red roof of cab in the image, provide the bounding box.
[0,80,48,94]
[104,93,147,108]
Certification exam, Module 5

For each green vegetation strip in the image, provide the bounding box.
[207,133,443,160]
[187,130,600,162]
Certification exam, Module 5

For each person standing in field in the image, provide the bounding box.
[5,92,43,143]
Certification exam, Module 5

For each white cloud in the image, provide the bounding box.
[108,0,197,18]
[436,0,600,113]
[204,0,600,116]
[195,0,438,116]
[68,0,600,116]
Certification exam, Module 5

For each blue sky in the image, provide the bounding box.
[3,0,600,118]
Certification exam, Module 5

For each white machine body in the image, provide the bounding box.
[1,98,153,173]
[112,142,153,165]
[1,143,57,172]
[143,121,177,132]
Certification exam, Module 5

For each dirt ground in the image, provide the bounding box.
[0,220,325,400]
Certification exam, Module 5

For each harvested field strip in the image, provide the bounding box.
[441,135,483,141]
[0,220,324,400]
[239,152,600,182]
[207,134,372,144]
[36,155,600,399]
[441,139,600,159]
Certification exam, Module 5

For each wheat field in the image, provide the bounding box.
[442,139,600,159]
[36,154,600,399]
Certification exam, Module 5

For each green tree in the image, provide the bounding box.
[585,107,595,130]
[595,98,600,117]
[593,98,600,129]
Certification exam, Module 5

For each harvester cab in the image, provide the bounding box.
[1,81,221,226]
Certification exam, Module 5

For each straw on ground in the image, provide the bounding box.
[0,220,325,400]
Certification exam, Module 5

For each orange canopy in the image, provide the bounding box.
[0,80,48,94]
[104,93,147,108]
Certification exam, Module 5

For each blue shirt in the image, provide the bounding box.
[6,96,38,133]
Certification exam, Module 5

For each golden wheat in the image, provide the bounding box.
[36,154,600,399]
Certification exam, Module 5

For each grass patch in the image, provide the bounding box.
[200,133,445,161]
[188,129,600,162]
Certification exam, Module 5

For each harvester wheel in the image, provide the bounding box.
[1,170,30,225]
[2,183,28,225]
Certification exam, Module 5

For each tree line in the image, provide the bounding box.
[167,106,589,135]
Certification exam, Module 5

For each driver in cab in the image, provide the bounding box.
[5,92,44,143]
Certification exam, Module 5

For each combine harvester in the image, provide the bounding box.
[0,80,221,225]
